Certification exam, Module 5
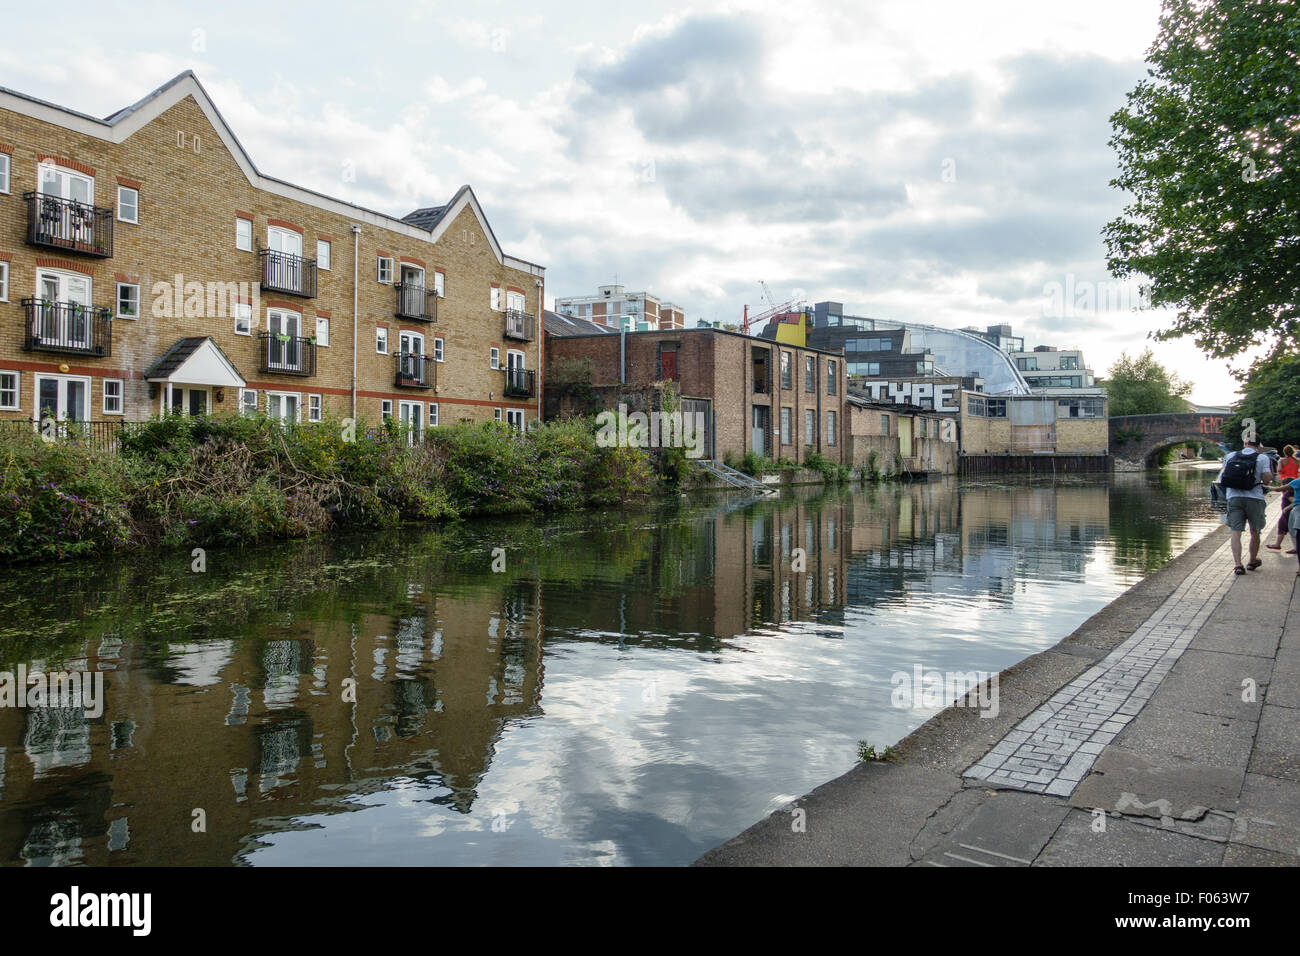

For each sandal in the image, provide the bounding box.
[1247,559,1263,571]
[1266,544,1282,550]
[1288,550,1297,555]
[1235,565,1246,575]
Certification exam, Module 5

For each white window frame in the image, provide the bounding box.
[308,394,323,422]
[827,410,838,447]
[236,217,253,252]
[0,371,19,411]
[235,302,253,336]
[239,388,259,416]
[506,408,525,432]
[316,239,331,271]
[266,391,302,423]
[37,163,93,203]
[433,337,444,362]
[32,373,92,422]
[102,378,124,415]
[490,347,500,370]
[116,186,139,224]
[0,153,9,194]
[115,282,140,320]
[376,327,388,354]
[315,316,330,347]
[377,257,394,283]
[490,286,502,311]
[433,271,445,297]
[506,290,526,312]
[381,399,393,420]
[494,407,503,421]
[0,261,8,302]
[428,402,439,427]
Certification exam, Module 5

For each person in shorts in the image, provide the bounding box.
[1218,440,1273,574]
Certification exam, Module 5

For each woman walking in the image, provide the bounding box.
[1267,445,1300,553]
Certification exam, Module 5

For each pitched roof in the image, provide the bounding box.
[402,205,449,230]
[0,73,542,275]
[543,310,618,337]
[145,337,246,387]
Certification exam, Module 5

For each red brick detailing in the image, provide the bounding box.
[267,218,303,234]
[0,252,11,263]
[316,233,334,242]
[114,272,141,284]
[264,299,304,312]
[4,359,133,378]
[400,256,426,269]
[235,210,254,221]
[376,250,391,258]
[116,176,142,189]
[398,326,428,337]
[505,285,525,295]
[0,143,13,154]
[35,257,94,276]
[433,267,446,275]
[36,154,96,177]
[490,281,501,287]
[375,322,390,328]
[315,308,332,319]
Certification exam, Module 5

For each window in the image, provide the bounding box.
[1058,398,1104,419]
[116,186,138,224]
[236,217,252,251]
[377,257,393,283]
[1016,357,1038,371]
[987,399,1007,418]
[780,351,792,389]
[103,378,123,415]
[0,153,9,194]
[240,389,258,415]
[882,414,890,435]
[780,407,792,446]
[0,371,18,410]
[235,302,252,336]
[376,327,388,354]
[1060,356,1080,370]
[827,410,837,446]
[433,337,444,362]
[428,403,439,427]
[0,261,8,302]
[827,359,837,395]
[967,396,987,417]
[506,290,525,312]
[317,240,331,271]
[433,272,445,297]
[848,361,880,377]
[491,286,502,311]
[308,394,322,422]
[506,409,526,432]
[490,347,500,369]
[804,408,816,446]
[381,399,393,420]
[267,392,300,422]
[116,283,140,319]
[315,316,330,347]
[494,407,503,421]
[850,336,894,353]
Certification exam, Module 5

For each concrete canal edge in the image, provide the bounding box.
[694,521,1235,866]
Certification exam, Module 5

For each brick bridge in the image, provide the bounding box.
[1109,412,1228,469]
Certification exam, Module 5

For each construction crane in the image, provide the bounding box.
[742,281,806,335]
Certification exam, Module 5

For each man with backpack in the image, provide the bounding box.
[1218,439,1274,574]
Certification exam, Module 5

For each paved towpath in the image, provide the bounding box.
[696,502,1300,866]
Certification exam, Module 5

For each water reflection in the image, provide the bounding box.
[0,471,1218,866]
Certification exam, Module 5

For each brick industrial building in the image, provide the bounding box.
[545,326,848,465]
[0,72,543,433]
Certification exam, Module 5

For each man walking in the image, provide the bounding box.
[1218,439,1273,574]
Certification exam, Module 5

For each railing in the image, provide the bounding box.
[394,352,435,388]
[0,418,130,452]
[258,332,317,376]
[395,282,437,322]
[259,248,317,297]
[25,192,114,257]
[22,299,113,356]
[504,309,536,341]
[503,367,535,398]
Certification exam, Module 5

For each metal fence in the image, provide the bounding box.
[0,419,133,453]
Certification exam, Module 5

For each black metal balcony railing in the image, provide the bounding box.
[258,332,316,376]
[504,309,536,342]
[259,248,317,297]
[395,282,437,322]
[22,299,113,356]
[503,367,535,398]
[24,192,114,257]
[395,352,435,388]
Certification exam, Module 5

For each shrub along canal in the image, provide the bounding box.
[0,470,1219,866]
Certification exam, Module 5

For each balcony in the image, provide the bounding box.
[395,282,437,322]
[503,367,535,399]
[25,193,113,257]
[259,248,317,297]
[504,309,536,342]
[22,299,112,356]
[258,332,317,377]
[395,352,435,389]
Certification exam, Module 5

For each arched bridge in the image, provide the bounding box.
[1109,412,1227,470]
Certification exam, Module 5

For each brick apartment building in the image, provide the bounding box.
[545,327,847,464]
[0,72,543,434]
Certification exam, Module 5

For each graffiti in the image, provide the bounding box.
[861,381,959,413]
[1198,416,1223,435]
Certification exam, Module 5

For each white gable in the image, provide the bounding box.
[149,338,246,387]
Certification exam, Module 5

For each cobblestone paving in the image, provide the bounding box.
[965,535,1238,796]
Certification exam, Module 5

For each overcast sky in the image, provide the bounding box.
[1,0,1241,403]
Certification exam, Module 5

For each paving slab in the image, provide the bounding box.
[1111,702,1257,771]
[1222,843,1298,866]
[1229,773,1300,857]
[1067,746,1244,818]
[1247,704,1300,783]
[916,790,1071,867]
[1036,809,1225,866]
[1144,648,1270,720]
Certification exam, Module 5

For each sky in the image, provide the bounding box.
[0,0,1243,403]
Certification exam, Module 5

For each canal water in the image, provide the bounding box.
[0,470,1221,866]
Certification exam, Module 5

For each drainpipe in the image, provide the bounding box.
[350,224,360,420]
[536,276,544,422]
[620,324,626,385]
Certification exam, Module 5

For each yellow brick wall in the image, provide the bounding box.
[0,92,542,426]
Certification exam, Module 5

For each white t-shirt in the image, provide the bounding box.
[1220,449,1272,500]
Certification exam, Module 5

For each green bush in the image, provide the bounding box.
[803,451,851,483]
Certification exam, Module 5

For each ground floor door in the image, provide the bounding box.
[681,397,712,459]
[899,415,913,458]
[35,374,89,421]
[398,400,424,444]
[751,405,770,457]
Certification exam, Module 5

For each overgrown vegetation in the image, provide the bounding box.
[0,415,653,564]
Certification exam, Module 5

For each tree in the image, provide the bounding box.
[1100,348,1194,416]
[1224,351,1300,448]
[1104,0,1300,359]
